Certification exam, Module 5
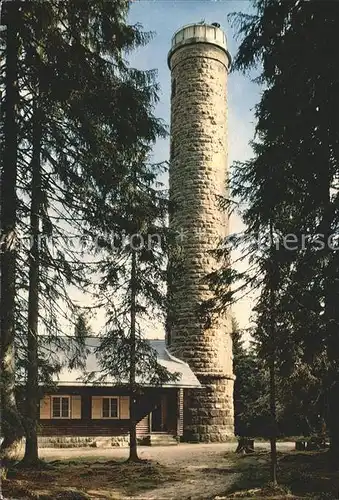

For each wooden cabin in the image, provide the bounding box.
[38,338,200,446]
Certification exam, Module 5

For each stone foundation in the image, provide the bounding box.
[37,434,178,448]
[183,376,234,442]
[37,435,130,448]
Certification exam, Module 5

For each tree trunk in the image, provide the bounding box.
[325,303,339,469]
[0,3,24,461]
[236,437,255,454]
[322,181,339,469]
[269,357,277,485]
[268,222,278,486]
[128,249,139,462]
[22,96,42,465]
[324,305,339,469]
[328,381,339,468]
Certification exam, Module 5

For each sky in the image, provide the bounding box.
[68,1,260,338]
[127,0,260,332]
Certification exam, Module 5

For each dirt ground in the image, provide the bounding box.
[2,442,298,500]
[39,441,295,465]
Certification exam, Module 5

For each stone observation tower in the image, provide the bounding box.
[167,22,234,441]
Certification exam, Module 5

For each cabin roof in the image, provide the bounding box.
[49,337,201,389]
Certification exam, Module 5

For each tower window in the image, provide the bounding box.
[170,140,175,160]
[171,78,176,97]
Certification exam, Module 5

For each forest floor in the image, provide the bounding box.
[2,443,339,499]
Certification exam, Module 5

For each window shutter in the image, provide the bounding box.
[91,396,102,419]
[120,396,130,419]
[71,396,81,419]
[39,396,51,419]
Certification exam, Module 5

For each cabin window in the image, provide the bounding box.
[102,397,119,418]
[92,395,128,419]
[40,395,81,419]
[171,78,176,97]
[52,396,70,419]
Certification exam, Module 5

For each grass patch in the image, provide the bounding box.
[4,450,339,499]
[223,451,339,499]
[2,458,185,499]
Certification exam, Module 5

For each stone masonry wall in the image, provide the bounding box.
[168,42,234,441]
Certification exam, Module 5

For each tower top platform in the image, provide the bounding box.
[168,22,231,68]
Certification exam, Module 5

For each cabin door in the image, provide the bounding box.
[151,395,167,432]
[151,404,162,432]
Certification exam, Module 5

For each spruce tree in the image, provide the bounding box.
[0,2,24,460]
[214,0,339,470]
[201,0,339,478]
[1,0,167,464]
[232,318,267,438]
[230,0,339,467]
[23,94,42,465]
[94,152,176,462]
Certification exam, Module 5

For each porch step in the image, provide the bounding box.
[146,434,179,446]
